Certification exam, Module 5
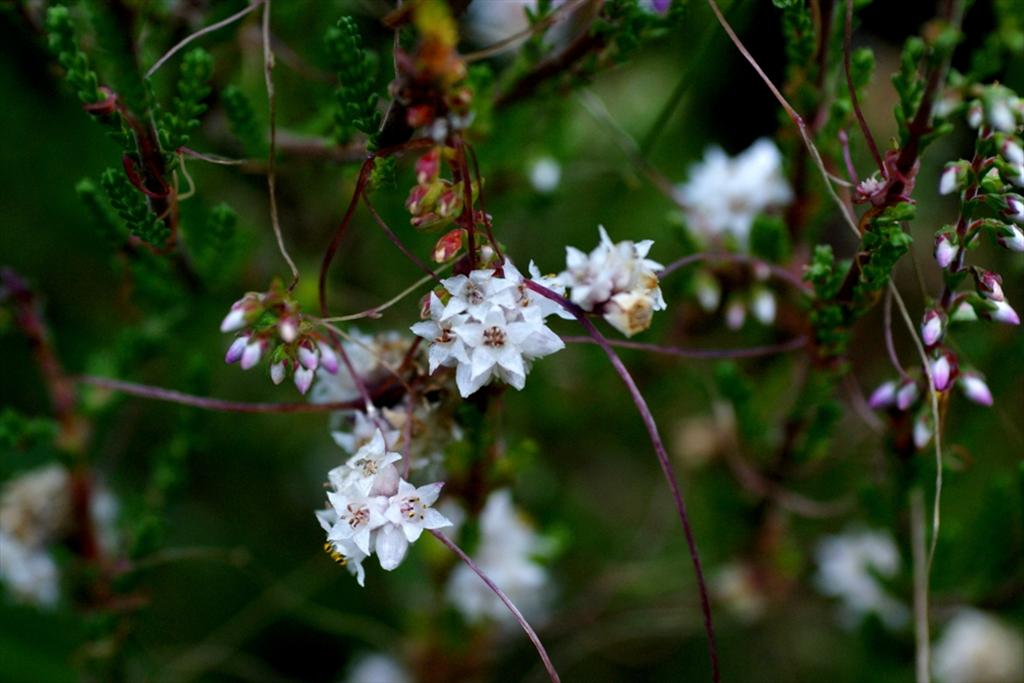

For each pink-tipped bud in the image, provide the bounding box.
[959,373,994,406]
[297,343,319,371]
[1003,139,1024,166]
[436,187,462,218]
[225,335,248,364]
[929,353,956,392]
[220,307,247,333]
[433,229,464,263]
[939,162,968,195]
[1010,163,1024,189]
[921,309,945,347]
[896,380,919,411]
[240,340,263,370]
[934,232,958,269]
[973,269,1005,301]
[966,101,983,128]
[988,98,1016,133]
[294,366,314,395]
[270,362,286,385]
[997,225,1024,252]
[725,298,745,331]
[987,300,1021,325]
[1004,195,1024,224]
[913,414,933,450]
[868,380,898,409]
[278,317,299,343]
[415,148,441,184]
[317,342,339,374]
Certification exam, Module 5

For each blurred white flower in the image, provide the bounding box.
[813,529,908,630]
[932,609,1023,683]
[446,489,551,627]
[0,531,60,607]
[676,138,792,249]
[344,653,412,683]
[310,332,413,406]
[529,157,562,193]
[712,562,766,623]
[0,464,120,607]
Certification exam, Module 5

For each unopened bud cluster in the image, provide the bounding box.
[220,281,340,394]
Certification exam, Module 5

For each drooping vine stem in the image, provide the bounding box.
[361,190,444,284]
[430,530,561,683]
[561,335,808,359]
[843,0,885,175]
[145,1,265,79]
[261,0,300,289]
[76,375,363,414]
[317,139,434,318]
[523,279,720,683]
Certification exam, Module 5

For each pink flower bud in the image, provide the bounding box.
[929,353,955,392]
[986,300,1021,325]
[913,414,932,450]
[934,233,958,269]
[415,148,441,184]
[270,362,286,385]
[278,317,299,343]
[896,380,919,411]
[1003,139,1024,166]
[225,335,248,364]
[725,298,745,331]
[939,164,964,195]
[868,380,898,409]
[921,309,945,347]
[973,269,1005,301]
[433,229,463,263]
[966,101,983,128]
[220,307,247,333]
[297,343,320,371]
[1005,195,1024,224]
[294,366,314,395]
[317,342,339,374]
[959,373,993,406]
[240,340,263,370]
[997,225,1024,252]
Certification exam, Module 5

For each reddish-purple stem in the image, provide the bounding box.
[76,376,362,413]
[524,279,720,682]
[361,191,444,284]
[319,158,376,317]
[561,335,807,359]
[430,530,561,683]
[843,0,885,176]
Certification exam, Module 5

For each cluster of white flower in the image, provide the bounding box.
[813,529,908,630]
[411,262,567,398]
[446,489,551,626]
[316,430,453,585]
[932,609,1023,683]
[711,561,766,623]
[562,226,667,337]
[676,138,793,249]
[0,465,118,607]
